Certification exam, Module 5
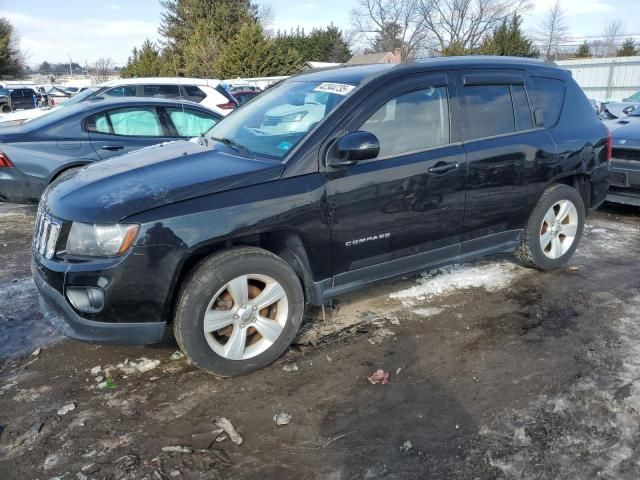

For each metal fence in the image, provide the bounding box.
[556,56,640,101]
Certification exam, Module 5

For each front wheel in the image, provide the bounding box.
[174,247,304,377]
[515,184,585,270]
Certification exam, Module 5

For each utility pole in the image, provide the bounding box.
[68,54,73,77]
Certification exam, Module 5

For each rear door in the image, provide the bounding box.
[457,70,557,252]
[86,106,176,160]
[325,73,467,283]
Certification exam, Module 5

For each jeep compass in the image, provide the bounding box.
[32,57,611,376]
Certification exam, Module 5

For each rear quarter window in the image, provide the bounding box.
[530,77,565,127]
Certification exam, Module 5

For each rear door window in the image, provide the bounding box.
[143,85,181,99]
[511,85,533,131]
[529,77,565,127]
[87,107,163,136]
[103,86,137,97]
[461,85,515,139]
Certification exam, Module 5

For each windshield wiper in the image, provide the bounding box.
[210,136,253,156]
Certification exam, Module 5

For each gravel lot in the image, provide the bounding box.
[0,202,639,480]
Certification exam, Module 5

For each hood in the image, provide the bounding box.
[603,102,640,119]
[44,140,284,223]
[610,121,640,152]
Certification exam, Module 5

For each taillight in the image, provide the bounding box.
[605,127,612,161]
[217,102,236,110]
[0,151,13,167]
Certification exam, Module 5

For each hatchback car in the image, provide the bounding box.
[0,97,221,203]
[33,57,610,377]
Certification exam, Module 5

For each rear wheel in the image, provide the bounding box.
[515,184,585,270]
[0,104,10,113]
[174,247,304,377]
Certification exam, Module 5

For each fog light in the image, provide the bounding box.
[66,286,105,314]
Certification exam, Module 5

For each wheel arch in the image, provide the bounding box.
[549,172,592,210]
[168,229,317,323]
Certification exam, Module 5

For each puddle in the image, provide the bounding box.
[0,277,63,359]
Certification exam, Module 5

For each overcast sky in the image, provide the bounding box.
[2,0,639,67]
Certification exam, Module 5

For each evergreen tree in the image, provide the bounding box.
[214,23,303,78]
[274,24,351,63]
[575,41,592,58]
[0,18,24,77]
[617,38,638,57]
[478,15,539,58]
[368,22,403,53]
[121,40,163,78]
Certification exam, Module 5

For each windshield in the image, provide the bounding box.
[205,80,357,159]
[60,86,100,107]
[626,91,640,102]
[0,88,9,96]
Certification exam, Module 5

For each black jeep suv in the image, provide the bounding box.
[33,57,610,376]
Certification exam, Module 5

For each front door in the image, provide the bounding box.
[325,73,467,287]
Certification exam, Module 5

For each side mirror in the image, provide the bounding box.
[533,108,544,128]
[329,131,380,167]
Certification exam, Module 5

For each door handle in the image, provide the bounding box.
[100,145,124,151]
[428,162,459,174]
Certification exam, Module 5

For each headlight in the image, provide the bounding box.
[65,223,139,257]
[281,111,308,122]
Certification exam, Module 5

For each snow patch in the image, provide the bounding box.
[116,357,161,375]
[390,262,522,306]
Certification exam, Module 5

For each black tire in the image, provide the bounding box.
[515,184,585,270]
[0,104,10,113]
[174,247,304,377]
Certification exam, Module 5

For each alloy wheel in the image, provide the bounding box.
[539,199,579,260]
[202,274,288,360]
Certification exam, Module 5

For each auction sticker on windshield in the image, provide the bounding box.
[313,82,356,96]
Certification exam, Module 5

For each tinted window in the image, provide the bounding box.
[530,77,565,127]
[182,85,206,101]
[511,85,533,131]
[104,86,137,97]
[461,85,514,139]
[166,108,218,137]
[108,107,162,136]
[360,86,450,158]
[86,112,111,133]
[143,85,180,98]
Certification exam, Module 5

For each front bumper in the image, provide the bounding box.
[607,160,640,206]
[33,260,168,344]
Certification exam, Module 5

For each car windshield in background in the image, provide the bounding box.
[0,88,11,96]
[625,91,640,102]
[205,80,357,159]
[60,86,100,107]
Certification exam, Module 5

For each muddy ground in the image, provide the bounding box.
[0,202,639,480]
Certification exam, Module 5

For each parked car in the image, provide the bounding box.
[606,112,640,205]
[0,97,221,203]
[0,78,237,124]
[231,90,260,105]
[32,57,610,377]
[0,88,12,113]
[599,90,640,119]
[6,88,43,110]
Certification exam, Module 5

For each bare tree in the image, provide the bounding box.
[350,0,428,60]
[601,19,624,57]
[417,0,531,55]
[537,0,569,60]
[93,58,113,82]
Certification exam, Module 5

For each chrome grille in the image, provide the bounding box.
[33,206,61,259]
[612,148,640,162]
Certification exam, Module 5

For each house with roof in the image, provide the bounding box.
[346,48,402,65]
